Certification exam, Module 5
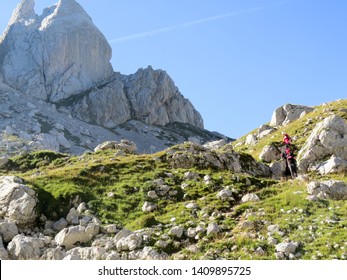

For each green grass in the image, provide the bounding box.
[0,100,346,259]
[234,99,347,160]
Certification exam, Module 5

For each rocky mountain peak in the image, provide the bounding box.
[7,0,36,27]
[0,0,113,102]
[0,0,216,155]
[40,0,93,29]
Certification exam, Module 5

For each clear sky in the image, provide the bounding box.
[1,0,346,138]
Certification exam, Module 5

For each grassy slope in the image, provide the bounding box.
[233,99,347,160]
[0,99,346,260]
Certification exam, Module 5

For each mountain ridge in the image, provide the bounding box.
[0,0,225,156]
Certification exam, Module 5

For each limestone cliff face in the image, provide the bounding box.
[0,0,212,154]
[0,0,113,102]
[0,0,203,130]
[123,67,203,128]
[68,67,203,129]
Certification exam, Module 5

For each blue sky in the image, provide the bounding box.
[1,0,346,138]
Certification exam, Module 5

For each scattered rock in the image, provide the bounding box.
[0,176,38,227]
[142,201,157,213]
[207,223,220,235]
[203,139,227,150]
[313,155,347,175]
[217,189,234,201]
[259,145,281,163]
[241,193,260,203]
[66,247,106,260]
[185,202,199,210]
[40,247,67,260]
[55,224,100,250]
[116,232,142,251]
[307,180,347,200]
[52,218,68,232]
[258,125,276,139]
[270,104,314,126]
[245,134,257,145]
[169,226,184,238]
[275,241,299,259]
[0,220,19,242]
[8,235,45,260]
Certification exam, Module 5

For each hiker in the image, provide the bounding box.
[282,132,292,145]
[282,145,297,178]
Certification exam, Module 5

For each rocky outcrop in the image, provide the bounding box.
[55,224,100,250]
[259,144,281,163]
[67,67,203,129]
[164,142,270,177]
[298,115,347,172]
[307,180,347,201]
[7,235,45,260]
[241,193,260,203]
[275,241,300,260]
[123,67,203,128]
[270,104,314,127]
[312,155,347,175]
[94,139,137,154]
[0,176,38,227]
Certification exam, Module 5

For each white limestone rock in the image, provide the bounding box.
[207,223,220,235]
[123,67,203,128]
[241,193,260,203]
[66,208,80,225]
[298,115,347,172]
[40,247,67,260]
[307,180,347,200]
[169,226,184,238]
[0,221,19,242]
[245,134,257,145]
[142,201,157,213]
[7,234,45,260]
[313,155,347,175]
[116,233,142,251]
[0,176,38,227]
[66,246,106,260]
[103,224,119,234]
[217,189,233,201]
[270,104,314,127]
[69,79,132,128]
[55,223,99,250]
[203,139,227,150]
[259,144,281,163]
[129,246,168,260]
[114,229,133,243]
[275,242,298,254]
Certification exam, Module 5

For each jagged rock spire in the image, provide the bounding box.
[8,0,36,26]
[40,0,92,28]
[55,0,90,17]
